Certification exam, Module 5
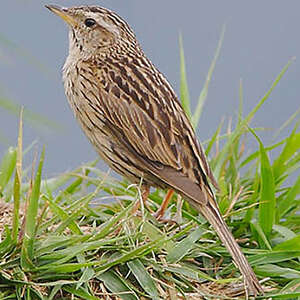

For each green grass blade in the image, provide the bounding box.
[12,111,23,242]
[166,227,204,263]
[273,107,300,140]
[250,250,300,266]
[192,25,225,128]
[47,285,63,300]
[205,118,224,156]
[40,237,126,265]
[127,259,159,299]
[214,58,294,178]
[94,232,178,274]
[256,264,300,279]
[0,226,13,256]
[249,128,275,240]
[134,217,175,252]
[281,278,300,294]
[63,285,99,300]
[0,147,16,195]
[243,169,260,224]
[273,224,296,241]
[273,127,300,181]
[46,195,83,235]
[278,174,300,218]
[93,201,135,240]
[240,138,286,168]
[274,235,300,251]
[179,33,191,119]
[37,262,97,273]
[21,148,45,269]
[98,270,138,300]
[251,222,272,250]
[164,264,214,282]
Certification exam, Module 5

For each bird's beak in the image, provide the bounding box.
[46,5,77,27]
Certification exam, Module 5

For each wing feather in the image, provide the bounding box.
[85,55,218,201]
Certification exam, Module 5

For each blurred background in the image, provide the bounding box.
[0,0,299,177]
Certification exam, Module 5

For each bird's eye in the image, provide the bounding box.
[84,18,96,27]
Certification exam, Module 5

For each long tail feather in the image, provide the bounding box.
[199,199,263,296]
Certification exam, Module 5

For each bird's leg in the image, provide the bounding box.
[132,185,150,214]
[154,189,174,219]
[174,194,183,224]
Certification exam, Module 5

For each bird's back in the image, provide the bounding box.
[64,43,218,204]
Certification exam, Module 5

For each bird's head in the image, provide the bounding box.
[46,5,137,59]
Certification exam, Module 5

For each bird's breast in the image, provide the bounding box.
[62,57,107,133]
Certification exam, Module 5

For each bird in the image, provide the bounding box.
[46,4,263,296]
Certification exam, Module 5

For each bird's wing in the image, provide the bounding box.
[86,55,218,202]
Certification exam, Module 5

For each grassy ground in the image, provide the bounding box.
[0,40,299,299]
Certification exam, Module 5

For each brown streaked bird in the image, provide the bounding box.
[46,4,263,296]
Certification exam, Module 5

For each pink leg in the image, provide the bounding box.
[154,189,174,219]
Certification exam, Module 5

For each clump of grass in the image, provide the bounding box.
[0,37,299,299]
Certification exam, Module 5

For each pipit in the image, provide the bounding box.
[46,4,263,296]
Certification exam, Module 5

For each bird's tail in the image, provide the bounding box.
[199,198,263,296]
